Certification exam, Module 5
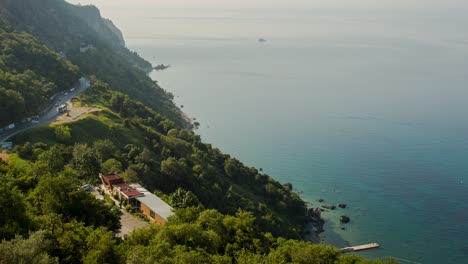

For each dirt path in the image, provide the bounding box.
[53,105,100,125]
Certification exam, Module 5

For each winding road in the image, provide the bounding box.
[0,77,91,144]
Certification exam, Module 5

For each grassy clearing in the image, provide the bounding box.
[13,109,146,149]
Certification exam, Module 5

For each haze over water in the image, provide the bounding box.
[70,1,468,263]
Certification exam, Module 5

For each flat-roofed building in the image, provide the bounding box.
[100,174,125,191]
[99,174,173,224]
[131,184,174,225]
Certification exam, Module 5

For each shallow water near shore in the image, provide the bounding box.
[90,6,468,263]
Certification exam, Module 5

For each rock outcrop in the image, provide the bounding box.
[340,215,350,223]
[305,207,325,242]
[322,205,336,210]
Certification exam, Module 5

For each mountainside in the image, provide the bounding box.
[0,0,119,51]
[0,1,397,263]
[0,22,79,126]
[0,0,184,125]
[1,0,307,239]
[14,78,309,239]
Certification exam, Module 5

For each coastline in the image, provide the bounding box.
[148,68,194,130]
[147,68,326,242]
[147,66,328,243]
[304,221,323,244]
[304,207,325,243]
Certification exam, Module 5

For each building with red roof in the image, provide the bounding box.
[98,173,173,224]
[100,174,124,191]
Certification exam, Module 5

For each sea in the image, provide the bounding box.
[77,3,468,263]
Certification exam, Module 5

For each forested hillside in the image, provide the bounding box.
[0,1,397,263]
[0,21,79,126]
[14,78,308,239]
[0,0,184,125]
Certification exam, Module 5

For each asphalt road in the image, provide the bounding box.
[0,77,91,143]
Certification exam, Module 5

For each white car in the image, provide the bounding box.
[70,88,75,92]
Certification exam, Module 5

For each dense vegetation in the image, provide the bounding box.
[0,0,184,125]
[0,1,397,263]
[0,157,396,264]
[14,80,308,239]
[0,154,395,263]
[0,22,79,126]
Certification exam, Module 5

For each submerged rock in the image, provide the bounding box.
[338,203,347,208]
[322,205,336,210]
[340,215,350,223]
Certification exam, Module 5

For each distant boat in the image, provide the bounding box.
[258,38,267,43]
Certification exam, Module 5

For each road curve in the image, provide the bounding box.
[0,77,91,144]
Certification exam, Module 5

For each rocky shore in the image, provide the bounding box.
[304,199,352,243]
[304,207,325,243]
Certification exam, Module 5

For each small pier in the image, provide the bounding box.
[340,243,380,253]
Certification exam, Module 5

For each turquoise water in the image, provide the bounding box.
[106,7,468,263]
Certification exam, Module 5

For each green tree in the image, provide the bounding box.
[54,125,72,143]
[37,145,70,172]
[71,144,100,180]
[82,227,117,264]
[0,183,30,240]
[161,157,188,183]
[29,176,120,231]
[94,139,117,162]
[101,158,123,174]
[0,231,58,264]
[224,158,243,181]
[122,166,139,182]
[169,188,201,209]
[0,87,25,126]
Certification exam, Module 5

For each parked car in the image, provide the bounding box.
[81,184,92,191]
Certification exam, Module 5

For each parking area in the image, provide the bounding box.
[117,211,150,238]
[53,105,100,124]
[85,184,150,238]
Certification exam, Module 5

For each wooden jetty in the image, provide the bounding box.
[340,243,380,253]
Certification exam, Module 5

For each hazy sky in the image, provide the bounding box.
[67,0,468,9]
